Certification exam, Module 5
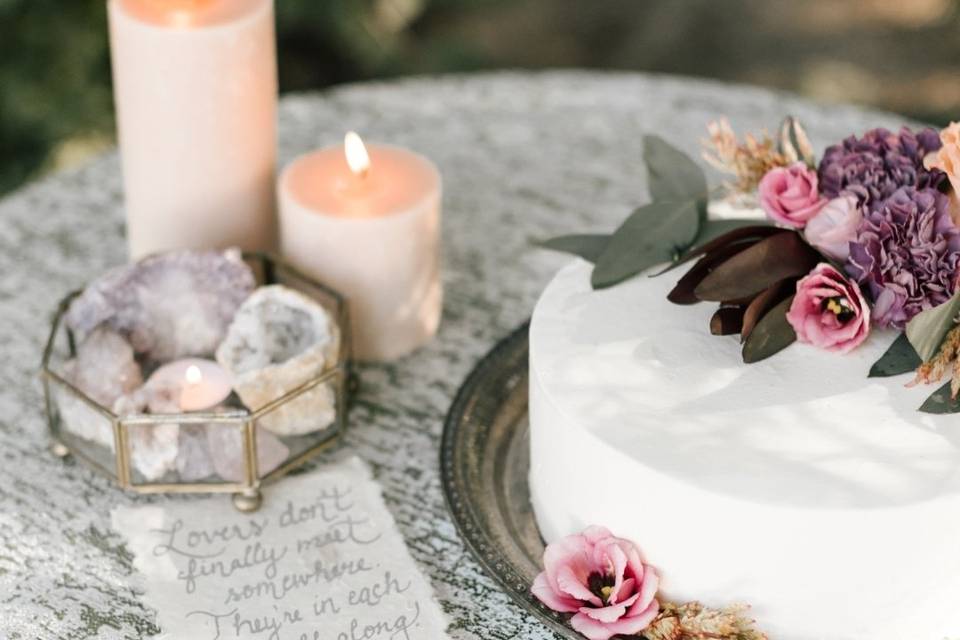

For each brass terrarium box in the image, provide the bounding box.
[40,253,352,512]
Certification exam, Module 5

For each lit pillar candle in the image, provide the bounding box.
[279,133,442,362]
[108,0,278,259]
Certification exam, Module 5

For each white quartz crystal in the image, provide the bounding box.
[56,327,143,450]
[205,423,289,482]
[128,423,179,482]
[529,259,960,640]
[215,285,340,436]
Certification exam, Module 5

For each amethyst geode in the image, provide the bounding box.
[66,249,256,363]
[818,126,944,205]
[847,186,960,329]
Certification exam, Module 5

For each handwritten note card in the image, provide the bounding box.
[111,457,450,640]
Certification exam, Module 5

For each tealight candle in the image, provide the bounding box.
[108,0,278,259]
[278,133,442,361]
[147,358,232,412]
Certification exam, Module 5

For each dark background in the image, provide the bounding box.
[3,0,959,196]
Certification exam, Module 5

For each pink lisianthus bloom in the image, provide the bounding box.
[531,526,660,640]
[803,195,862,262]
[758,162,827,228]
[786,263,870,354]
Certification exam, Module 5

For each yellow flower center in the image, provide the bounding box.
[821,296,855,323]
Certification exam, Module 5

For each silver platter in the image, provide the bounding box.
[441,322,578,639]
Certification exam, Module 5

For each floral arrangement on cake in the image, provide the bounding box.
[542,118,960,414]
[531,526,766,640]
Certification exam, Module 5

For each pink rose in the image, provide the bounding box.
[758,162,827,228]
[786,263,870,354]
[803,195,862,261]
[532,526,660,640]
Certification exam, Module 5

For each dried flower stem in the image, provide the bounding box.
[702,118,790,194]
[911,325,960,396]
[643,601,767,640]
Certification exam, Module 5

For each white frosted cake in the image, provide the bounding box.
[529,259,960,640]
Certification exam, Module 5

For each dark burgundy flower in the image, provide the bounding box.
[818,127,944,207]
[847,186,960,329]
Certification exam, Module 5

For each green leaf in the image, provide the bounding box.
[905,289,960,361]
[918,381,960,414]
[591,200,701,289]
[694,232,818,302]
[868,333,921,378]
[644,135,708,205]
[742,295,796,363]
[536,234,611,264]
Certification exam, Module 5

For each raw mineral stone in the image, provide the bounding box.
[65,249,256,364]
[127,422,179,482]
[205,423,290,482]
[56,326,143,450]
[176,424,217,482]
[215,285,341,436]
[112,375,185,416]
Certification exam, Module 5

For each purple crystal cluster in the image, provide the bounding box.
[818,127,944,205]
[847,187,960,329]
[815,126,959,328]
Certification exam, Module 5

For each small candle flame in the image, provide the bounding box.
[344,131,371,178]
[185,365,203,385]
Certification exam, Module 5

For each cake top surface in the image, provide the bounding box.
[530,259,960,509]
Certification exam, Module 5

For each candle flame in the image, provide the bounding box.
[344,131,371,177]
[185,365,203,385]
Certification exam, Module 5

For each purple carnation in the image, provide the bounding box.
[818,127,944,206]
[847,186,960,329]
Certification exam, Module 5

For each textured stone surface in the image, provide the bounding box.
[0,71,917,639]
[205,423,290,482]
[66,248,255,364]
[57,327,143,449]
[216,284,340,435]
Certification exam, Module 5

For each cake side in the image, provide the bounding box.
[528,259,960,640]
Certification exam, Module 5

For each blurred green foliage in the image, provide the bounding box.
[0,0,502,195]
[2,0,958,196]
[1,1,114,193]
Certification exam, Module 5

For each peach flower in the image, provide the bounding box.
[532,526,660,640]
[929,122,960,226]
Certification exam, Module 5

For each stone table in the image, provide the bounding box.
[0,71,916,639]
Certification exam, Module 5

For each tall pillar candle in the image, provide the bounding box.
[108,0,278,259]
[279,134,442,362]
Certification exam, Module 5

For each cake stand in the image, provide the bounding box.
[440,321,577,639]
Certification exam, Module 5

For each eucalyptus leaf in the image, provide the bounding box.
[536,234,611,264]
[591,200,700,289]
[742,295,796,363]
[868,333,921,378]
[918,381,960,414]
[905,289,960,362]
[644,135,708,205]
